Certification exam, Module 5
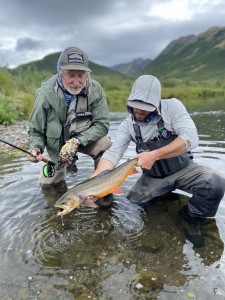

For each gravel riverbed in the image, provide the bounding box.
[0,121,29,154]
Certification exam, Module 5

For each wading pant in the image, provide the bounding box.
[127,162,225,218]
[39,136,112,185]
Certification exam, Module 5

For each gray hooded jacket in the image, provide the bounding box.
[102,75,199,166]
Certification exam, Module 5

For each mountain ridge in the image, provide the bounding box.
[10,26,225,83]
[143,26,225,81]
[110,58,151,75]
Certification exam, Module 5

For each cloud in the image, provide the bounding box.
[0,0,224,68]
[15,38,43,51]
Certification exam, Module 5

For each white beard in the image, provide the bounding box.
[67,87,83,95]
[65,81,87,95]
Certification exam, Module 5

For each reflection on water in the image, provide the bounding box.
[1,107,225,299]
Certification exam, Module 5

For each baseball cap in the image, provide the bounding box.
[127,100,156,112]
[58,47,92,72]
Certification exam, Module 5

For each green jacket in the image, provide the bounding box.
[28,74,110,169]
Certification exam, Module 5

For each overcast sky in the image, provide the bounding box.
[0,0,224,69]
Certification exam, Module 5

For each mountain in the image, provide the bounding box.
[10,52,128,81]
[143,26,225,81]
[10,26,225,84]
[110,58,151,75]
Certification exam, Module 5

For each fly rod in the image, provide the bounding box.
[0,138,55,177]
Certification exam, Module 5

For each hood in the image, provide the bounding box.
[127,75,161,114]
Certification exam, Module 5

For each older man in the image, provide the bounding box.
[28,46,112,185]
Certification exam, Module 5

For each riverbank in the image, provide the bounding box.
[0,121,29,154]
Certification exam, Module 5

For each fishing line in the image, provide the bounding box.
[0,140,61,249]
[0,179,58,249]
[0,182,44,219]
[0,214,57,250]
[0,139,58,218]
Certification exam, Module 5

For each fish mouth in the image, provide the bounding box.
[54,204,73,217]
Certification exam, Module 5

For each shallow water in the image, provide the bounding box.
[1,106,225,299]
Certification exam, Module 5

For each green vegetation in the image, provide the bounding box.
[0,68,33,124]
[1,25,225,125]
[161,78,225,100]
[1,65,225,125]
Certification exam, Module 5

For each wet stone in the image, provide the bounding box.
[138,269,163,292]
[0,294,13,300]
[75,252,95,266]
[75,292,98,300]
[140,235,163,253]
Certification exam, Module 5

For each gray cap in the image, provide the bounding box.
[127,100,156,112]
[58,47,92,72]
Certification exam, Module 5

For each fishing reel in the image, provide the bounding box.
[43,161,56,178]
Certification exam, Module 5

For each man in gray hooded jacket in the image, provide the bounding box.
[92,75,225,247]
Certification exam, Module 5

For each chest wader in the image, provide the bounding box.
[65,93,93,139]
[133,118,193,178]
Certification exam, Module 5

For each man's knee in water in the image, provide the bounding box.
[208,173,225,201]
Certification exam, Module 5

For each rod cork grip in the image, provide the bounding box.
[41,157,50,164]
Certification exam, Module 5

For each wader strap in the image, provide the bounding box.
[157,118,164,133]
[132,118,147,154]
[132,115,162,153]
[74,94,89,113]
[74,95,78,111]
[133,123,142,144]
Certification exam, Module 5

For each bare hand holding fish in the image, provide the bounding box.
[54,158,139,216]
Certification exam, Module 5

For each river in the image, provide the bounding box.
[1,100,225,299]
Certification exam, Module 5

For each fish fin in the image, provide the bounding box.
[84,201,98,208]
[130,166,139,175]
[83,196,98,208]
[113,187,123,195]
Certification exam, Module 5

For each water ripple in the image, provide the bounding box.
[1,112,225,299]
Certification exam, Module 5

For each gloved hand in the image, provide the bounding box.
[59,138,79,165]
[28,147,42,163]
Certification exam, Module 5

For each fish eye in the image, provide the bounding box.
[55,199,66,206]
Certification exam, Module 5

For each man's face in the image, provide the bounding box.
[62,70,87,95]
[133,107,151,121]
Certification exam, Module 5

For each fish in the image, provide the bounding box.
[54,158,139,216]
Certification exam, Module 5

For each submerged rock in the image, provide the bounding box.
[140,235,163,253]
[138,269,163,292]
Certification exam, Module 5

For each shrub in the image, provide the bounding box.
[0,94,23,125]
[21,92,34,118]
[0,68,16,97]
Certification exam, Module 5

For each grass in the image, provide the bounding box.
[1,67,225,124]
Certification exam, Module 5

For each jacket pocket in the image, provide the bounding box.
[46,122,62,151]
